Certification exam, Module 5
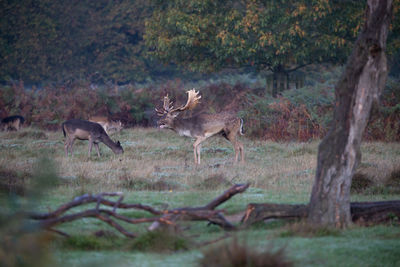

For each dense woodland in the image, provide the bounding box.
[0,0,399,140]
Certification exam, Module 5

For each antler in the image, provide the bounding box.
[155,94,174,116]
[172,89,201,112]
[156,89,201,116]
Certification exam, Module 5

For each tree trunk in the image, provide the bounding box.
[308,0,392,228]
[272,72,278,97]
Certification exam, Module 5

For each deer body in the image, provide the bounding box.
[89,116,123,135]
[1,115,24,131]
[157,90,244,165]
[62,119,123,157]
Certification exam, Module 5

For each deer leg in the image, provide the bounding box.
[70,139,75,156]
[238,140,244,162]
[64,138,70,156]
[197,144,202,165]
[226,133,244,163]
[94,142,101,157]
[65,137,74,156]
[88,137,93,157]
[193,137,206,165]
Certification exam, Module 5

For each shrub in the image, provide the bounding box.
[384,167,400,194]
[351,172,374,194]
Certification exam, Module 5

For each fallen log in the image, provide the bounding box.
[241,200,400,226]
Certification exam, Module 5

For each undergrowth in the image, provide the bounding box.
[1,67,399,141]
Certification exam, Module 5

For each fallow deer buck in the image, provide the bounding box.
[156,89,244,165]
[88,116,123,135]
[62,119,123,157]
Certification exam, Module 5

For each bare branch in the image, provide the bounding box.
[29,185,250,237]
[29,192,162,220]
[204,183,250,210]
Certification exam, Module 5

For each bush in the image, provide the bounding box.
[351,172,374,194]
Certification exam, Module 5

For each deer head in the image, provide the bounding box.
[156,89,201,129]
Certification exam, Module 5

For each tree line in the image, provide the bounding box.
[1,0,399,85]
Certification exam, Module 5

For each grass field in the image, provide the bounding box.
[1,127,400,267]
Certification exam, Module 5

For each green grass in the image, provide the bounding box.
[1,127,400,267]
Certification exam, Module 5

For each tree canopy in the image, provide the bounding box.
[145,0,360,74]
[145,0,399,75]
[0,0,399,84]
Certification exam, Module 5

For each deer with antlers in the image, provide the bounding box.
[156,89,244,165]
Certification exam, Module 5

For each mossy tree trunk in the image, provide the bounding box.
[308,0,392,228]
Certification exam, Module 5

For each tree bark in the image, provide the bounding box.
[308,0,392,228]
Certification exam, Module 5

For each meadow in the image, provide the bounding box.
[1,126,400,267]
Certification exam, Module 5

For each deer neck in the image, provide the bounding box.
[99,134,119,152]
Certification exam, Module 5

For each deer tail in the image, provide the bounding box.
[239,118,244,135]
[62,122,66,137]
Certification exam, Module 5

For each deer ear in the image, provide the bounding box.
[117,141,121,146]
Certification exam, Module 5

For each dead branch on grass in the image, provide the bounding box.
[29,184,250,238]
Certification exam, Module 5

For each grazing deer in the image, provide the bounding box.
[89,116,123,135]
[1,115,25,131]
[156,89,244,165]
[62,119,123,157]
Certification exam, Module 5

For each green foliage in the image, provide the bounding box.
[0,0,156,84]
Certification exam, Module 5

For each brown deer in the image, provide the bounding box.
[156,89,244,165]
[88,116,123,135]
[1,115,25,131]
[62,119,123,157]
